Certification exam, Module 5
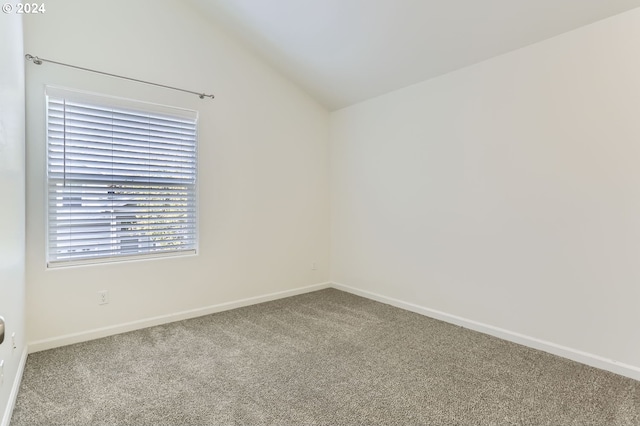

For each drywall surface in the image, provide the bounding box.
[0,12,27,426]
[331,8,640,373]
[24,0,330,346]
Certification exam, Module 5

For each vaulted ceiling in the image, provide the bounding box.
[187,0,640,110]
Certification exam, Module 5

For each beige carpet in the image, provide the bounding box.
[11,289,640,425]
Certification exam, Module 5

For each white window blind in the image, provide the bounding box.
[46,87,198,267]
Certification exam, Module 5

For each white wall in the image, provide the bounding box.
[0,12,27,426]
[331,8,640,378]
[24,0,330,349]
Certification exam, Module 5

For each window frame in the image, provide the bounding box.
[44,86,199,268]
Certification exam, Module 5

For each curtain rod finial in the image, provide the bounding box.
[25,54,42,65]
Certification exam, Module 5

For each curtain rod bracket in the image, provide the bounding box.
[24,53,215,100]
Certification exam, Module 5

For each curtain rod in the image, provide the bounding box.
[25,54,215,100]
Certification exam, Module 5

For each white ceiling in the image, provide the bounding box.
[187,0,640,110]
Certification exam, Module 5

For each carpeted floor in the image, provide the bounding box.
[11,289,640,425]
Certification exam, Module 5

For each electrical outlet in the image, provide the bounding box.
[97,290,109,305]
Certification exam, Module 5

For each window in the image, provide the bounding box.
[46,87,198,267]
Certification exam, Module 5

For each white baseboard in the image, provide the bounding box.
[1,347,28,426]
[331,281,640,382]
[25,280,640,382]
[28,282,331,353]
